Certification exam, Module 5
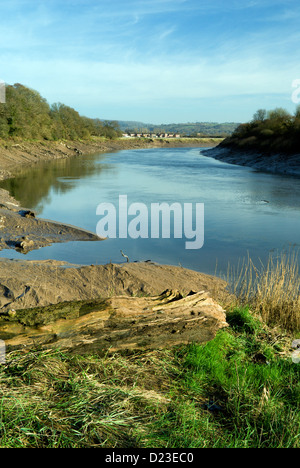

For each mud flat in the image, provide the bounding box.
[0,259,230,312]
[203,146,300,177]
[0,187,103,254]
[0,137,221,181]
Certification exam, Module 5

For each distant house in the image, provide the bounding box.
[127,132,182,139]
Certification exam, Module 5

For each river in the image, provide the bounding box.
[0,147,299,277]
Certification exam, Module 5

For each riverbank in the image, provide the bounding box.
[0,187,103,253]
[0,136,230,313]
[0,137,222,181]
[0,136,221,258]
[0,258,230,311]
[203,146,300,177]
[0,136,298,449]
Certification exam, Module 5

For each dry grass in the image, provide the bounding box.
[0,348,178,448]
[226,250,300,332]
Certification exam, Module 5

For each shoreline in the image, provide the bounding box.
[0,137,227,311]
[0,136,220,257]
[0,137,221,181]
[203,146,300,177]
[0,258,230,312]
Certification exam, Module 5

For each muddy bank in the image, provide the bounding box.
[0,187,103,254]
[203,146,300,177]
[0,259,230,313]
[0,137,221,181]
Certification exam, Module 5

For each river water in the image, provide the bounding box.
[0,147,299,276]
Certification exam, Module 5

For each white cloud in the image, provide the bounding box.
[3,51,297,104]
[1,0,300,122]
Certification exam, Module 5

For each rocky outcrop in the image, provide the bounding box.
[0,289,228,355]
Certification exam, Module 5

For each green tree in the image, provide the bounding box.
[267,107,292,122]
[294,105,300,119]
[4,84,52,139]
[252,109,267,122]
[0,83,122,142]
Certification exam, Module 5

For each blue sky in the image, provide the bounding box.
[1,0,300,123]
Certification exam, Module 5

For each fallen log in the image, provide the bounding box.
[0,290,228,354]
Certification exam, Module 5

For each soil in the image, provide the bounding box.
[0,259,230,312]
[0,187,103,253]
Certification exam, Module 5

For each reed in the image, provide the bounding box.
[226,250,300,331]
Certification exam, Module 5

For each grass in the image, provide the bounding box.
[226,250,300,332]
[0,308,299,448]
[0,250,299,448]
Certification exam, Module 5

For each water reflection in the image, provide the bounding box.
[0,152,115,214]
[0,147,299,276]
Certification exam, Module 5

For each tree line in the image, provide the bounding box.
[118,120,238,137]
[0,83,122,141]
[221,107,300,155]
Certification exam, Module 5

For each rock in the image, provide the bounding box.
[15,237,35,251]
[292,350,300,364]
[0,290,228,355]
[18,210,35,218]
[292,339,300,349]
[291,340,300,364]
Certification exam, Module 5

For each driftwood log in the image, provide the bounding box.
[0,290,228,355]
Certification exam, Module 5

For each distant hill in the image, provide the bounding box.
[118,121,239,137]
